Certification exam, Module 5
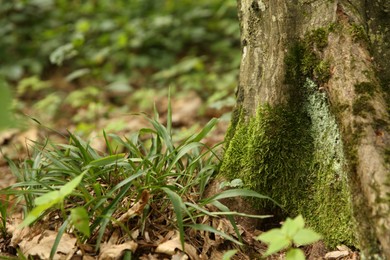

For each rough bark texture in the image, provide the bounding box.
[222,0,390,257]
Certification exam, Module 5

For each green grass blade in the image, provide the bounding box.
[92,171,144,211]
[161,187,186,250]
[67,131,93,163]
[188,224,243,246]
[204,189,279,206]
[50,217,70,259]
[210,200,242,244]
[186,118,218,143]
[103,130,113,155]
[88,154,126,167]
[167,142,203,173]
[149,119,174,153]
[93,181,134,250]
[184,202,271,219]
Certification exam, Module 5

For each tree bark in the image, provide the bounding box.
[222,0,390,257]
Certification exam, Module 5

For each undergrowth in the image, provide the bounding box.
[1,105,274,259]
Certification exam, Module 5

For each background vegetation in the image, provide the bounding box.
[1,0,240,134]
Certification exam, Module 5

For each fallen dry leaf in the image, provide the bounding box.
[9,226,30,247]
[114,190,150,227]
[324,250,350,259]
[18,230,76,260]
[155,234,199,260]
[138,253,160,260]
[172,251,189,260]
[99,240,138,260]
[336,245,351,252]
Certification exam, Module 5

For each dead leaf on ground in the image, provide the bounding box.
[155,233,199,260]
[18,230,76,260]
[99,240,138,260]
[138,253,160,260]
[114,190,150,227]
[324,250,350,259]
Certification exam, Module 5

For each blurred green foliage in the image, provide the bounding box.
[1,0,240,132]
[1,0,239,92]
[0,79,13,129]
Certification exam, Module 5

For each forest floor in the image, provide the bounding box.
[0,78,359,259]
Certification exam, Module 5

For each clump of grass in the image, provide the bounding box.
[1,104,274,258]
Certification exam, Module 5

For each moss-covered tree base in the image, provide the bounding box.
[220,79,356,247]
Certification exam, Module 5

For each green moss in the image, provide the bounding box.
[224,105,243,146]
[385,149,390,165]
[303,79,356,246]
[305,28,329,51]
[354,82,377,95]
[284,28,332,87]
[221,81,356,246]
[314,60,331,83]
[220,104,313,214]
[350,24,369,43]
[222,26,357,247]
[352,95,375,116]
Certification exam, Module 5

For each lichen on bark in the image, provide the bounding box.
[221,79,356,246]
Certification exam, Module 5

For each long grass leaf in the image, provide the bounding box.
[92,171,144,210]
[161,187,186,250]
[150,120,174,152]
[210,201,242,244]
[103,130,113,155]
[167,142,203,173]
[186,118,218,143]
[50,217,70,259]
[88,154,126,167]
[204,189,279,206]
[184,202,271,219]
[67,131,93,163]
[188,224,243,245]
[93,181,134,250]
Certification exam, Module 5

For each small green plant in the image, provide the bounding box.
[2,103,275,258]
[257,215,321,260]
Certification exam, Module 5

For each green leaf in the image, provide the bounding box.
[71,207,90,237]
[222,249,238,260]
[257,229,291,257]
[34,190,62,206]
[281,215,305,237]
[286,248,305,260]
[161,187,186,250]
[257,229,286,244]
[263,236,290,257]
[293,228,321,246]
[19,204,52,227]
[20,172,86,228]
[59,171,86,197]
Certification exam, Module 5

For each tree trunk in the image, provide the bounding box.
[221,0,390,257]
